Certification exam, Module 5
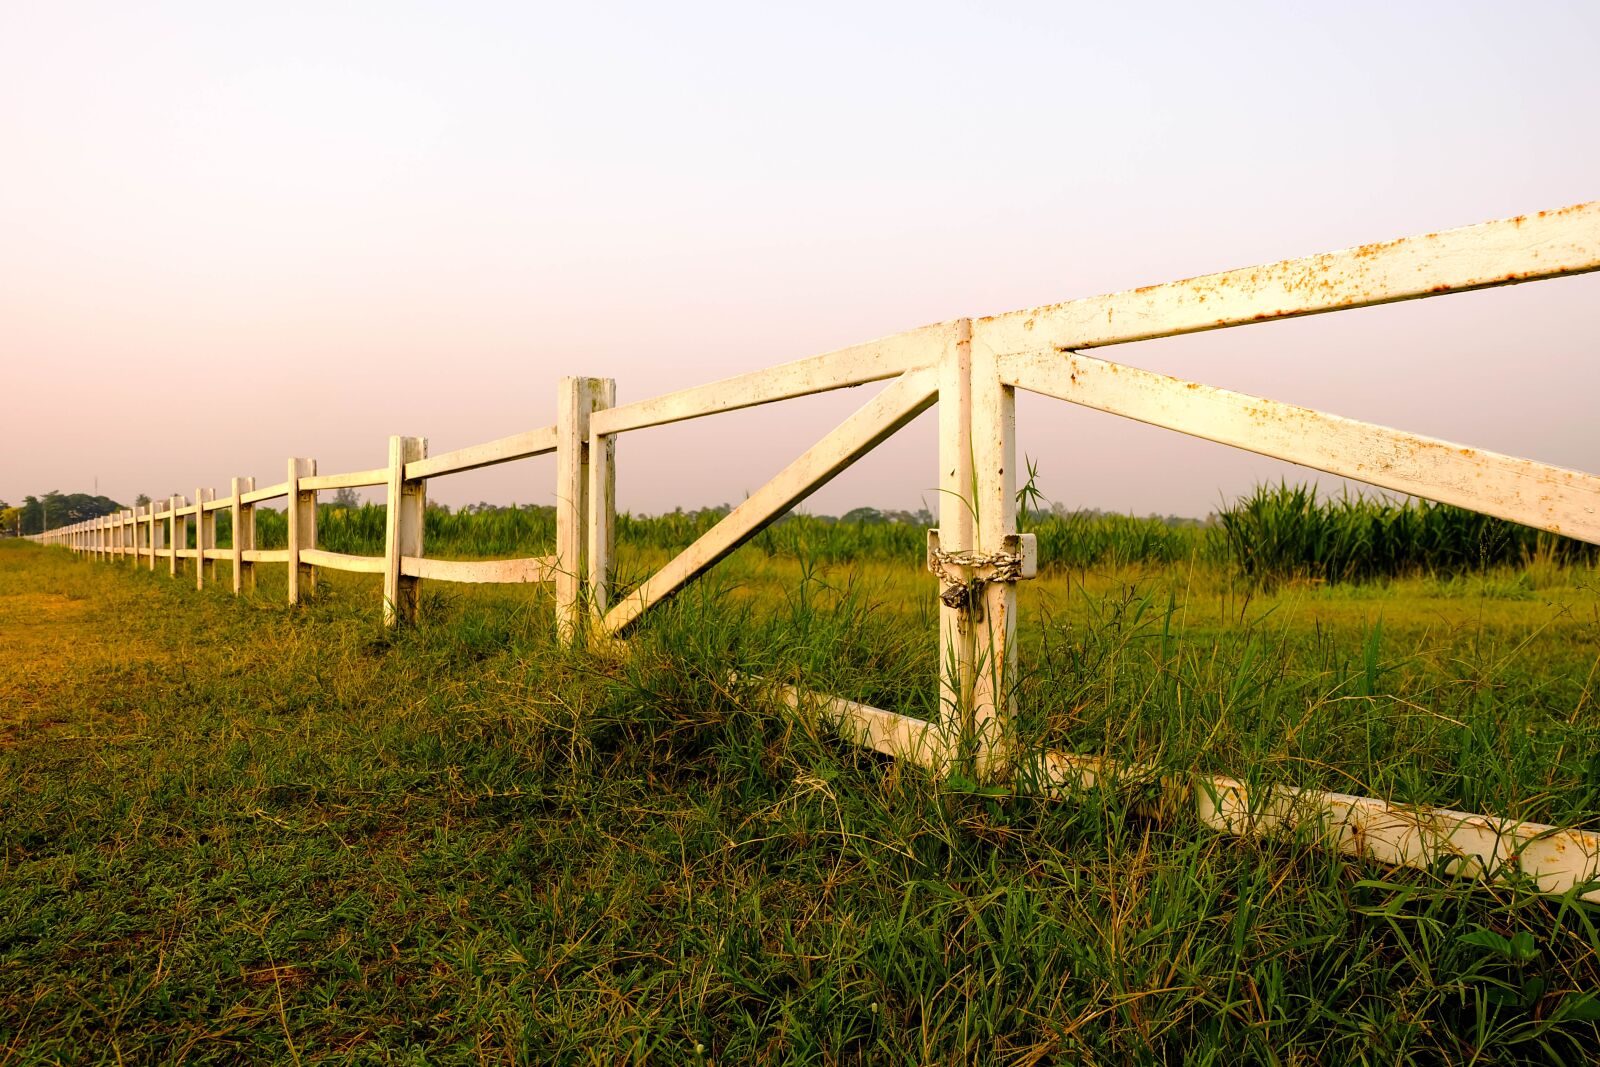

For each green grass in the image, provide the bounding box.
[3,538,1600,1063]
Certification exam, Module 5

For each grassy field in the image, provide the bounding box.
[3,531,1600,1063]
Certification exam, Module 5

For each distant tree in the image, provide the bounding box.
[134,493,151,508]
[841,506,886,525]
[331,487,361,509]
[16,491,124,534]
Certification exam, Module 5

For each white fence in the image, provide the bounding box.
[33,202,1600,900]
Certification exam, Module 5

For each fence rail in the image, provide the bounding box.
[31,201,1600,900]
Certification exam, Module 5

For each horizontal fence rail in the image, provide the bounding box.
[29,201,1600,901]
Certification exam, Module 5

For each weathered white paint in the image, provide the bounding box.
[765,682,949,769]
[195,487,215,590]
[586,379,618,616]
[232,476,255,594]
[1000,349,1600,545]
[591,323,945,436]
[149,508,164,572]
[168,495,185,578]
[405,426,558,481]
[300,467,389,492]
[937,319,976,746]
[286,458,317,604]
[383,435,427,626]
[602,365,939,635]
[240,549,290,564]
[1027,750,1600,903]
[977,200,1600,354]
[970,333,1019,781]
[400,555,557,584]
[300,548,386,574]
[240,481,289,506]
[554,377,593,645]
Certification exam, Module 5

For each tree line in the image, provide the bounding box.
[1,492,127,536]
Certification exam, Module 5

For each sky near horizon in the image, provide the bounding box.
[3,2,1595,519]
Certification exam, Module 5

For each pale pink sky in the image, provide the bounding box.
[3,2,1595,518]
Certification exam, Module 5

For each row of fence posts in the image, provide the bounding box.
[32,377,618,648]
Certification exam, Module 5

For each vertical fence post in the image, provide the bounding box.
[585,378,617,622]
[195,488,214,590]
[970,328,1018,780]
[383,436,428,626]
[169,495,186,577]
[150,501,164,569]
[232,477,254,594]
[287,458,317,605]
[554,377,592,646]
[937,319,975,772]
[124,510,134,560]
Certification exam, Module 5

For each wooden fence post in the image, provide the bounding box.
[287,458,317,605]
[937,319,975,771]
[586,378,617,621]
[149,502,164,570]
[232,476,254,594]
[195,488,215,590]
[971,329,1018,780]
[554,377,591,646]
[383,436,428,626]
[169,495,185,577]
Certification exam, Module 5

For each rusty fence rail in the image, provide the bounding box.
[31,202,1600,900]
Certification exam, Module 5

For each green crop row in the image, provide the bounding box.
[215,483,1595,584]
